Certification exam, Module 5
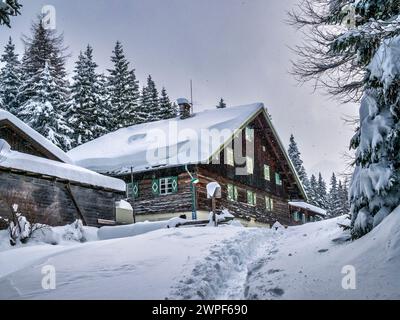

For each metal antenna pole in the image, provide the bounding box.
[190,80,193,113]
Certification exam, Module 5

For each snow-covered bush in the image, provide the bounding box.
[0,204,49,246]
[61,219,86,242]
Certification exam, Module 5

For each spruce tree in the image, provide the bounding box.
[0,37,21,114]
[138,75,160,122]
[350,36,400,237]
[0,0,22,28]
[18,62,73,150]
[308,174,318,206]
[68,46,109,147]
[158,87,176,120]
[107,41,140,129]
[340,178,350,216]
[18,18,72,150]
[328,173,342,217]
[288,134,310,197]
[217,98,227,109]
[315,173,328,210]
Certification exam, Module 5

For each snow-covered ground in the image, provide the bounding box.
[0,209,399,300]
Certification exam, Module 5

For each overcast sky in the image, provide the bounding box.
[0,0,358,182]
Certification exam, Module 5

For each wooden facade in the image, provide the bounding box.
[0,116,124,228]
[117,111,306,226]
[0,169,119,227]
[0,119,64,162]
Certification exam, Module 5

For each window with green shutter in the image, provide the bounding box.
[265,196,274,212]
[247,190,256,206]
[227,184,234,201]
[126,182,139,199]
[159,177,178,195]
[264,165,271,181]
[275,173,282,186]
[234,186,239,201]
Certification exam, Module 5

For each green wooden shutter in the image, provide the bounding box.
[227,184,233,201]
[127,182,139,198]
[152,178,159,195]
[234,186,239,201]
[171,176,178,193]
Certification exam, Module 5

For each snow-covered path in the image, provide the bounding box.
[1,212,400,300]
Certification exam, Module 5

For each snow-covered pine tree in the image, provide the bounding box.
[138,75,160,122]
[18,62,73,150]
[308,174,318,206]
[158,87,177,120]
[315,173,328,210]
[96,73,113,135]
[17,17,72,149]
[107,41,140,130]
[217,98,227,109]
[288,134,310,196]
[68,45,108,147]
[0,0,22,28]
[0,37,21,114]
[340,178,350,216]
[328,173,342,217]
[349,36,400,237]
[290,0,400,237]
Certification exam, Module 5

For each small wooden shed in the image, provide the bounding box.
[0,110,125,227]
[288,201,327,225]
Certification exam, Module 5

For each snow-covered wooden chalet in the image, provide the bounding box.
[0,110,125,227]
[68,102,308,226]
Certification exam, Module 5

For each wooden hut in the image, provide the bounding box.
[0,110,125,227]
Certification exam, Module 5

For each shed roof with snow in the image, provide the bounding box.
[0,109,125,192]
[288,201,327,216]
[0,110,72,164]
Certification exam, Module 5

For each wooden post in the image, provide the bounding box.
[212,197,217,227]
[66,183,87,226]
[131,167,136,224]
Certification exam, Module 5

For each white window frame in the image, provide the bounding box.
[265,196,273,212]
[264,165,271,181]
[226,147,234,167]
[246,156,254,174]
[245,127,254,142]
[275,172,282,186]
[159,177,175,195]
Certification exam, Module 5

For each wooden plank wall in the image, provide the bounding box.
[197,167,291,226]
[124,171,193,216]
[0,170,120,227]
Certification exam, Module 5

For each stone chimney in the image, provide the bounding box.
[177,98,192,120]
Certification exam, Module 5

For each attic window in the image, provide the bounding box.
[275,173,282,186]
[226,147,234,166]
[246,156,254,174]
[245,127,254,142]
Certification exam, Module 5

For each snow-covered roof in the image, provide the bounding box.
[0,145,126,192]
[0,109,72,164]
[288,202,327,216]
[68,103,264,174]
[67,102,306,199]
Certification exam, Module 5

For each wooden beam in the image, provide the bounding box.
[65,182,88,226]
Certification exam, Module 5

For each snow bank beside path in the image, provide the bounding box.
[98,217,188,240]
[0,226,247,299]
[1,208,399,300]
